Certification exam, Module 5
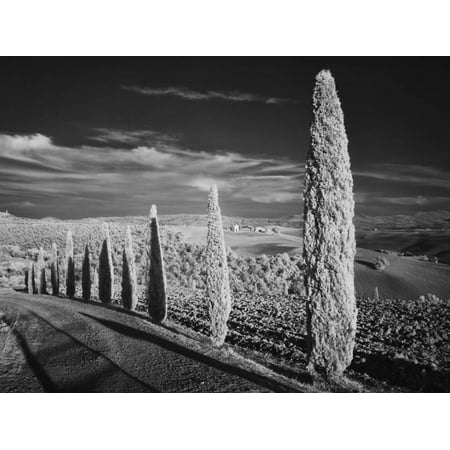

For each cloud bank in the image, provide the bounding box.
[0,130,302,218]
[1,131,448,219]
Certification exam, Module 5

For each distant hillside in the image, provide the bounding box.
[2,210,450,231]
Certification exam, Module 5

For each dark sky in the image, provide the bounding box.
[0,57,449,219]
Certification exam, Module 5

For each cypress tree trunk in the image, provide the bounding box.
[146,205,167,322]
[122,226,138,311]
[65,230,75,298]
[99,223,114,304]
[205,185,232,347]
[50,242,59,296]
[37,247,47,294]
[303,70,357,378]
[82,244,91,301]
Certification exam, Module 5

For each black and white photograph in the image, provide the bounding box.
[0,2,448,448]
[0,56,448,394]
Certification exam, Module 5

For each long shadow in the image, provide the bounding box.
[18,292,210,344]
[11,328,58,392]
[81,313,306,392]
[355,259,376,269]
[351,352,450,392]
[28,311,160,392]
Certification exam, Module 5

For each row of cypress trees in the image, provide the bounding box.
[23,69,357,380]
[25,204,167,322]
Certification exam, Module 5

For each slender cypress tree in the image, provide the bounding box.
[205,185,232,347]
[99,222,114,303]
[122,226,138,311]
[37,247,47,294]
[92,267,99,300]
[303,70,357,378]
[374,286,380,301]
[65,230,75,298]
[28,261,36,294]
[147,205,167,322]
[82,243,91,301]
[24,267,29,292]
[50,242,59,296]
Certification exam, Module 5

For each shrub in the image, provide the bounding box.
[147,205,167,322]
[65,231,75,298]
[374,256,390,271]
[205,185,232,347]
[82,244,91,301]
[418,293,442,304]
[99,223,114,304]
[303,70,357,377]
[122,226,137,311]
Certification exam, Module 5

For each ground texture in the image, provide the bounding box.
[166,287,450,392]
[0,289,308,393]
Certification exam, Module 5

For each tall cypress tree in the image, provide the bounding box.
[82,243,91,301]
[65,230,75,298]
[147,205,167,322]
[37,247,47,294]
[205,185,232,347]
[92,267,99,300]
[303,70,357,378]
[122,226,138,311]
[99,222,114,303]
[29,261,36,294]
[50,242,59,296]
[24,267,29,292]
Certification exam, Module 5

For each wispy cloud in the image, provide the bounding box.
[89,128,178,146]
[3,133,447,218]
[0,131,303,217]
[354,164,450,190]
[356,192,450,206]
[122,85,296,105]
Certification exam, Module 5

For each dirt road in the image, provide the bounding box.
[0,290,301,392]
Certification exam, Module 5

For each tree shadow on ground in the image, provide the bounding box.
[351,352,450,392]
[28,311,160,392]
[81,313,305,392]
[10,327,57,392]
[355,259,376,270]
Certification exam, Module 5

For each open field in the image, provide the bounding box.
[357,230,450,265]
[170,224,450,300]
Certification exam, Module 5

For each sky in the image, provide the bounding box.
[0,57,449,219]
